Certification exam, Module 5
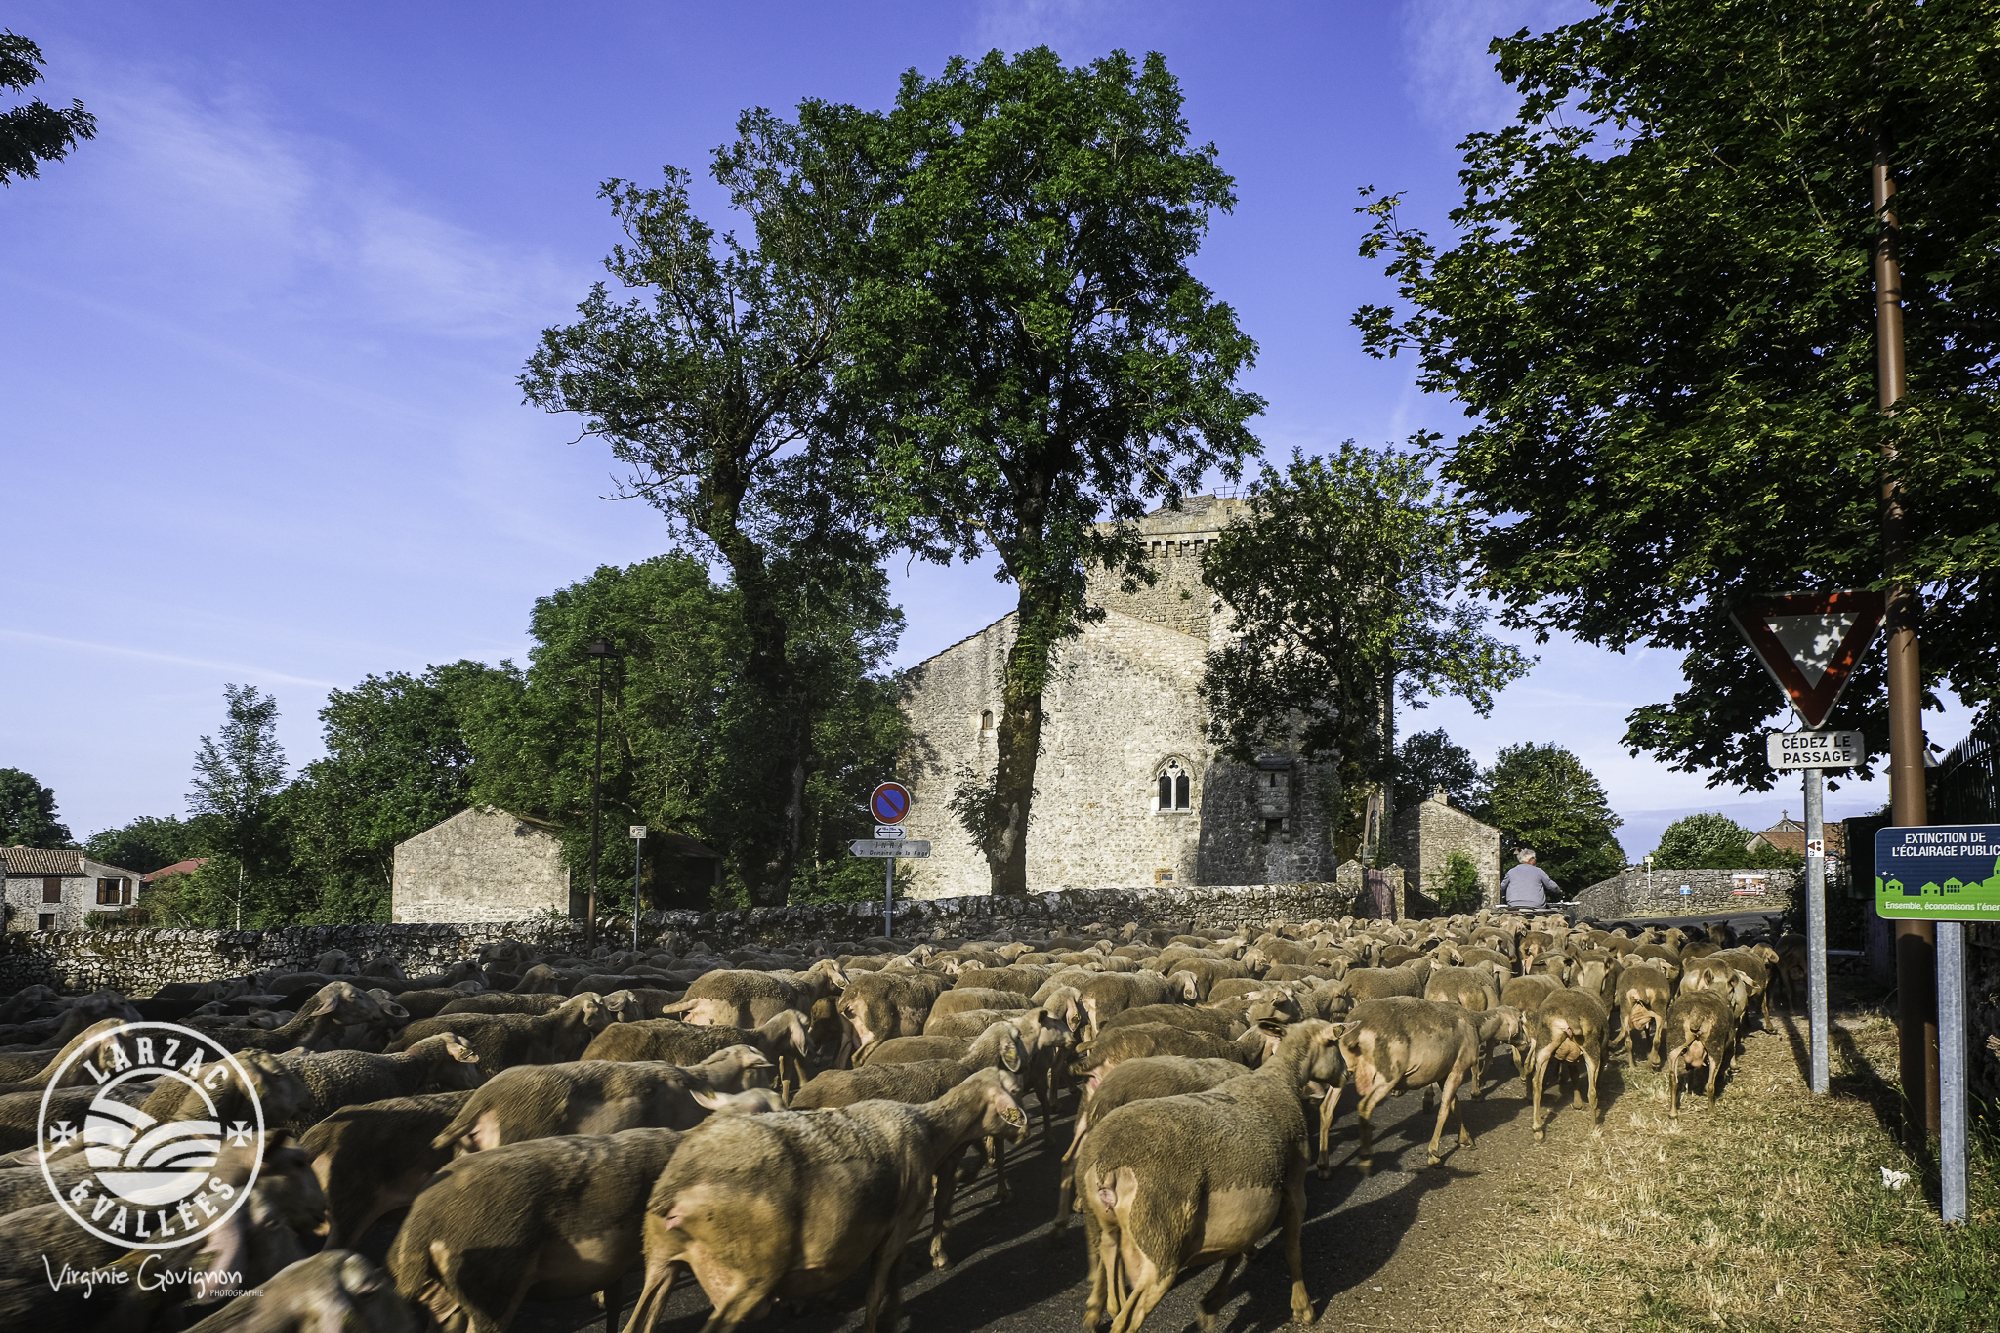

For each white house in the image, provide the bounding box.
[2,847,149,931]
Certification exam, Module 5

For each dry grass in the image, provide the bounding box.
[1450,1005,1999,1332]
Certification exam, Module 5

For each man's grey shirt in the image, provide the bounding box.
[1501,863,1559,908]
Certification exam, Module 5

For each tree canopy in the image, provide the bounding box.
[0,767,71,846]
[1200,445,1528,804]
[1652,811,1800,871]
[1355,0,2000,789]
[1480,742,1627,890]
[1392,728,1483,815]
[1,30,94,186]
[184,684,288,927]
[84,815,203,875]
[522,103,885,905]
[843,47,1263,894]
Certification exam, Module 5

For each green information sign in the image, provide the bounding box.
[1874,824,2000,920]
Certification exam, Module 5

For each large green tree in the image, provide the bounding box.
[1392,728,1483,816]
[465,554,905,905]
[0,767,71,846]
[280,661,509,921]
[844,48,1262,894]
[522,103,883,906]
[186,684,288,928]
[84,815,204,874]
[1,30,94,186]
[1652,811,1800,871]
[1480,742,1627,891]
[1200,445,1528,813]
[1355,0,2000,789]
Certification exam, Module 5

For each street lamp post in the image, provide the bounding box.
[583,638,616,950]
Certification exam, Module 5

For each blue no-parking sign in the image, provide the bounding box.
[870,781,912,826]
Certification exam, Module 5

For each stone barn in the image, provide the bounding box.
[896,495,1340,897]
[392,807,572,924]
[1392,790,1503,909]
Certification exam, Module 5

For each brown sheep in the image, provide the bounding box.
[431,1046,773,1152]
[662,959,846,1030]
[838,969,952,1058]
[277,1032,485,1127]
[620,1066,1029,1333]
[1423,965,1500,1012]
[581,1012,813,1090]
[300,1091,470,1246]
[1663,990,1740,1116]
[390,992,624,1072]
[1526,989,1611,1141]
[790,1021,1028,1267]
[1080,1023,1272,1090]
[1052,1054,1251,1238]
[1075,1021,1346,1332]
[184,1250,419,1333]
[389,1126,700,1333]
[1337,996,1488,1168]
[1613,963,1675,1068]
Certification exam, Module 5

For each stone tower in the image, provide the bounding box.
[894,495,1338,897]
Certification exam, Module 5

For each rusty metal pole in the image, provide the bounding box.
[1872,148,1938,1142]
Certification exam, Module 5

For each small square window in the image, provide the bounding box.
[37,913,56,931]
[1264,817,1285,837]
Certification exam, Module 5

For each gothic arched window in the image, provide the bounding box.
[1157,759,1190,811]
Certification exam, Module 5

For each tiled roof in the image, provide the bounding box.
[3,847,84,876]
[1749,825,1847,858]
[148,858,208,880]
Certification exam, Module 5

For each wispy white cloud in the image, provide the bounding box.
[1398,0,1592,139]
[972,0,1128,54]
[28,68,583,342]
[0,630,340,691]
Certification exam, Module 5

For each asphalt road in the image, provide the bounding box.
[469,1067,1562,1333]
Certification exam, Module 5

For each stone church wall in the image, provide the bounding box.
[898,611,1218,896]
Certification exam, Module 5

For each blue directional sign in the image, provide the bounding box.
[1875,825,2000,921]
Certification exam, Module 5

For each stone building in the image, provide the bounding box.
[1391,790,1503,909]
[897,496,1340,897]
[392,807,572,924]
[2,847,148,931]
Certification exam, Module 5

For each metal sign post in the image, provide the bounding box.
[1873,823,1996,1225]
[628,826,647,953]
[1737,596,1884,1102]
[1802,767,1829,1094]
[1763,730,1864,1096]
[858,782,922,938]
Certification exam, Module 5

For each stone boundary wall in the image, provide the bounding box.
[0,882,1365,997]
[1574,867,1801,921]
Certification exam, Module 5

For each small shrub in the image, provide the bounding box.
[1436,850,1484,914]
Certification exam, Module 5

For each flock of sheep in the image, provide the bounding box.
[0,906,1799,1332]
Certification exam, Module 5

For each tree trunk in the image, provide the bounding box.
[702,490,806,908]
[985,587,1066,897]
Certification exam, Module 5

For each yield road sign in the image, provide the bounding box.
[870,782,913,825]
[1731,591,1885,728]
[850,839,929,858]
[1766,730,1865,770]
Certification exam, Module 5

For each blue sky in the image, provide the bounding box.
[3,1,1965,862]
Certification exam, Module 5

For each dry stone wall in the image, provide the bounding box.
[1574,867,1800,920]
[0,882,1367,996]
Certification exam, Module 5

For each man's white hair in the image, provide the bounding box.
[1516,848,1538,863]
